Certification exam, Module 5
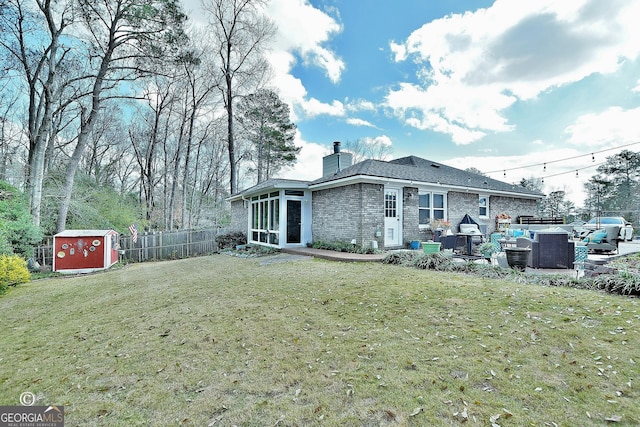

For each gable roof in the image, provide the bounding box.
[229,155,544,200]
[309,155,544,198]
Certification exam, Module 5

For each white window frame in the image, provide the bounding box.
[479,195,489,218]
[418,190,447,228]
[250,191,281,246]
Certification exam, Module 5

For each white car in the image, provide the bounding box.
[578,217,634,241]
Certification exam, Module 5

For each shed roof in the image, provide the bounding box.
[54,229,117,237]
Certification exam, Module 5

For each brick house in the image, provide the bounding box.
[228,142,544,249]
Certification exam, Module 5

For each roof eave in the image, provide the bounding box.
[309,174,544,199]
[227,180,310,202]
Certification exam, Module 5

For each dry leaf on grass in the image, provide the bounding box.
[454,407,468,422]
[409,407,423,417]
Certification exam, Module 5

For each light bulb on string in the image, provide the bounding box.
[503,170,506,178]
[592,153,595,162]
[543,163,546,172]
[575,170,579,177]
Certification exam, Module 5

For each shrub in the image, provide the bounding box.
[0,182,43,258]
[0,231,13,256]
[0,254,30,293]
[215,231,247,250]
[311,240,377,254]
[413,252,453,270]
[588,274,640,296]
[382,251,419,265]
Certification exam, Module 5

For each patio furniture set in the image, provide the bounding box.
[422,215,623,271]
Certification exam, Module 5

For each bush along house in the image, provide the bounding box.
[227,142,544,250]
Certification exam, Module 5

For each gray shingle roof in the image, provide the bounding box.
[231,156,544,199]
[310,155,544,197]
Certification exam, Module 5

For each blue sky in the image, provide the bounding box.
[184,0,640,206]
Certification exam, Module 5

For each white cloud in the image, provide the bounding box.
[301,98,345,117]
[565,107,640,147]
[183,0,345,121]
[279,131,325,181]
[362,135,392,147]
[346,118,377,128]
[263,0,345,119]
[389,41,407,62]
[388,0,640,144]
[267,0,344,83]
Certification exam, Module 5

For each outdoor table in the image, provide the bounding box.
[456,233,475,255]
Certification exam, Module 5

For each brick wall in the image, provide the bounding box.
[447,192,481,230]
[312,183,384,247]
[446,191,538,234]
[403,187,422,244]
[488,196,538,234]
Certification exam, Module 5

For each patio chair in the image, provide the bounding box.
[582,225,620,254]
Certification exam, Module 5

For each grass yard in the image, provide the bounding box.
[1,254,639,426]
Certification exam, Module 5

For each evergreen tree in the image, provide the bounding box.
[0,181,43,258]
[584,150,640,220]
[238,89,299,184]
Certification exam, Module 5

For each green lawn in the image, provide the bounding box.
[1,254,638,426]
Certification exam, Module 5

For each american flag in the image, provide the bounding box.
[129,224,138,243]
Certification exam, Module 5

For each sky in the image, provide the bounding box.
[182,0,640,207]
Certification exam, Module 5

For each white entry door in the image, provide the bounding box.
[384,187,402,247]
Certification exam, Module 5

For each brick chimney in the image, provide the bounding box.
[323,141,353,176]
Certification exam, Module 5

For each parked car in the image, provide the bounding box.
[575,217,634,241]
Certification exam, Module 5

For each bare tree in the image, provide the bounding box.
[0,91,23,183]
[0,0,75,227]
[54,0,189,232]
[341,138,393,164]
[202,0,274,194]
[130,78,178,226]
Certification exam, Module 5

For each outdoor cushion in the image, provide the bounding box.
[538,226,572,234]
[459,223,481,235]
[583,230,607,243]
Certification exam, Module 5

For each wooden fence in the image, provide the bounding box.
[34,228,228,267]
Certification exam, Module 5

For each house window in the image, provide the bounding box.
[479,195,488,217]
[419,192,446,226]
[250,192,280,245]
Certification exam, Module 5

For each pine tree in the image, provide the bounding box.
[238,89,299,184]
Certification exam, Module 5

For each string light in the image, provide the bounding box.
[575,170,579,177]
[543,163,546,172]
[503,170,506,178]
[482,141,640,175]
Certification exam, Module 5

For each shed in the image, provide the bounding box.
[53,229,119,273]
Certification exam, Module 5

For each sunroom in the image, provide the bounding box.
[228,179,312,248]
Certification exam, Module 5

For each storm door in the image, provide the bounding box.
[286,200,302,244]
[384,187,402,247]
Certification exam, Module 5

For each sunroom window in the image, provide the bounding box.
[250,192,280,245]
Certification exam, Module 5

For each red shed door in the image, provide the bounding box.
[55,237,105,270]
